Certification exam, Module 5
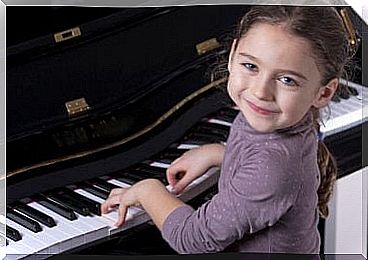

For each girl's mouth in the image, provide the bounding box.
[245,100,279,116]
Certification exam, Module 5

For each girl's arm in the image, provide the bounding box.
[101,178,185,230]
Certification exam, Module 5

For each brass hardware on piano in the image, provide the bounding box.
[54,27,82,43]
[65,97,90,117]
[339,8,361,56]
[196,38,221,55]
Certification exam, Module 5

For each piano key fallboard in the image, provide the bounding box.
[3,80,367,259]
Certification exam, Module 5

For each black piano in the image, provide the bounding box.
[4,4,367,258]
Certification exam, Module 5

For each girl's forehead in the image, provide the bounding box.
[235,23,320,76]
[238,23,312,55]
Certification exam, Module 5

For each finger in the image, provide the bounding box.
[108,188,125,197]
[101,194,122,214]
[166,166,185,187]
[167,162,187,178]
[171,175,193,194]
[171,156,182,165]
[115,203,129,227]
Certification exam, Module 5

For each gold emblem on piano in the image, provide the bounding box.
[65,97,90,117]
[54,27,82,43]
[196,38,221,55]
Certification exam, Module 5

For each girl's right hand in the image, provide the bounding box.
[166,143,225,195]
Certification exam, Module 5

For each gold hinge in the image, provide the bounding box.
[65,98,90,117]
[196,38,221,55]
[54,27,81,43]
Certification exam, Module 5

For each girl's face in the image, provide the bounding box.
[227,23,338,133]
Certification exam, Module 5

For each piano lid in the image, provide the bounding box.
[6,5,247,179]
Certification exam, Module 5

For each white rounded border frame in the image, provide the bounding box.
[0,0,366,259]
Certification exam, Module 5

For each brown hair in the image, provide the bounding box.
[214,6,351,218]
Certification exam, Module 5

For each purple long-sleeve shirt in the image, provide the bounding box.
[162,111,321,254]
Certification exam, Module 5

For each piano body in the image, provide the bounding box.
[2,4,367,258]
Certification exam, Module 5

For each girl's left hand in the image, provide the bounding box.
[100,184,142,227]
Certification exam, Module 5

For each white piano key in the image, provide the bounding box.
[8,206,61,254]
[73,189,119,224]
[106,178,131,189]
[105,179,144,216]
[321,105,367,137]
[6,218,49,255]
[207,118,232,127]
[74,186,151,235]
[28,202,87,250]
[79,181,152,236]
[320,83,368,138]
[5,239,31,260]
[32,199,109,249]
[73,188,148,236]
[176,144,200,150]
[72,212,108,244]
[149,162,170,169]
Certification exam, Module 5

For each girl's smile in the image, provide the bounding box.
[243,97,280,116]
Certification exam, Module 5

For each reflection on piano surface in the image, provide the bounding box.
[3,4,367,259]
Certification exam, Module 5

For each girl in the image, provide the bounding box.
[101,6,350,254]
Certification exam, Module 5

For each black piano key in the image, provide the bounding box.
[135,164,167,176]
[79,182,109,200]
[187,132,227,142]
[219,107,239,118]
[45,192,91,216]
[6,239,9,246]
[114,176,138,186]
[89,178,121,192]
[60,187,101,216]
[112,171,144,185]
[131,166,169,185]
[121,170,149,180]
[127,168,167,184]
[195,121,230,136]
[182,134,222,145]
[152,148,189,164]
[6,206,42,233]
[162,147,189,158]
[203,120,231,131]
[153,157,174,164]
[12,201,56,228]
[34,194,77,221]
[6,225,22,242]
[180,138,208,146]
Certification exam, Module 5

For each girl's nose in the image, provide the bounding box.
[251,77,274,101]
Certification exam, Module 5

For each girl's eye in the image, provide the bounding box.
[279,76,298,87]
[242,63,258,71]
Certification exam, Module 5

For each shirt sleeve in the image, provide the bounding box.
[161,146,302,254]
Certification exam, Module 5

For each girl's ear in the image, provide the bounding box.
[227,39,237,72]
[312,78,339,108]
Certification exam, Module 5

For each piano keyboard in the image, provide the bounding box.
[3,80,367,258]
[2,107,235,259]
[319,80,368,139]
